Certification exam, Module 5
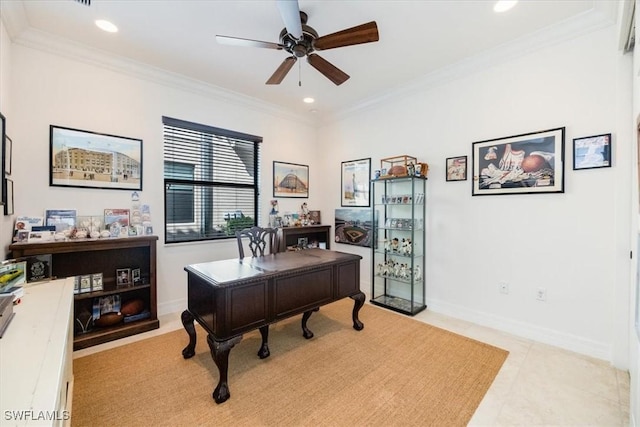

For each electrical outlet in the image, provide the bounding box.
[499,282,509,294]
[536,287,547,301]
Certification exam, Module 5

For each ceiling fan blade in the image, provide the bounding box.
[276,0,303,39]
[266,56,297,85]
[216,35,283,50]
[313,21,379,50]
[307,54,349,86]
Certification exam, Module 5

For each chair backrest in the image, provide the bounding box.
[236,226,278,258]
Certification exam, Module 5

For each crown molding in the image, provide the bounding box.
[2,21,316,127]
[321,1,618,126]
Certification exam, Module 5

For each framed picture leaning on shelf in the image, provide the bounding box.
[341,158,371,207]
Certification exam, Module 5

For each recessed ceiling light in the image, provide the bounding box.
[95,19,118,33]
[303,97,315,104]
[494,1,518,13]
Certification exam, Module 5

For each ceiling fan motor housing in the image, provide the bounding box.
[279,23,318,58]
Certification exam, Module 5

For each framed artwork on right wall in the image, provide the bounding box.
[572,133,612,170]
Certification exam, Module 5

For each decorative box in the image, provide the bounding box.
[380,155,417,178]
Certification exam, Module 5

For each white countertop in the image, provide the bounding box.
[0,278,74,427]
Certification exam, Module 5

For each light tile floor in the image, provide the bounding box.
[74,304,631,426]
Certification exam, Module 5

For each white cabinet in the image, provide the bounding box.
[0,278,74,426]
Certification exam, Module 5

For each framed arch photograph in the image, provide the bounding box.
[273,161,308,198]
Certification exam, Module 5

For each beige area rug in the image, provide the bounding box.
[72,299,508,427]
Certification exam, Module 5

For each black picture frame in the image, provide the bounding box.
[4,178,14,215]
[0,112,5,207]
[472,127,565,196]
[3,135,11,176]
[573,133,612,170]
[273,161,309,198]
[446,156,467,181]
[341,158,371,207]
[50,125,143,191]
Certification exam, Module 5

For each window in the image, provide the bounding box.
[163,116,261,244]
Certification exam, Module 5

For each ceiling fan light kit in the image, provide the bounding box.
[216,0,379,86]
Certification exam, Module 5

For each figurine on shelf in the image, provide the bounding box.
[270,199,279,215]
[414,265,422,281]
[391,237,400,252]
[407,162,415,176]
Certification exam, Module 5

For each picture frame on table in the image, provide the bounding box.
[472,127,565,196]
[446,156,467,181]
[273,161,309,198]
[50,125,143,191]
[341,158,371,207]
[572,133,611,170]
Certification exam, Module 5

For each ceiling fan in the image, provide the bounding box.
[216,0,379,86]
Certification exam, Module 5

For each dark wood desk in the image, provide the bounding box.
[181,249,364,403]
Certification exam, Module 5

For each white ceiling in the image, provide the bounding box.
[0,1,618,123]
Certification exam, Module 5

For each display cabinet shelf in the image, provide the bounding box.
[371,176,427,316]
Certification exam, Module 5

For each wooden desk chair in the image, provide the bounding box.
[235,226,317,359]
[235,226,277,258]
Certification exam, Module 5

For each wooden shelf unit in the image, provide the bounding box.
[276,224,331,252]
[9,235,159,350]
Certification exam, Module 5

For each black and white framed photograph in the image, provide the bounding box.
[472,127,565,196]
[446,156,467,181]
[131,268,141,285]
[50,125,143,191]
[573,133,611,170]
[116,268,132,287]
[273,161,309,198]
[341,158,371,207]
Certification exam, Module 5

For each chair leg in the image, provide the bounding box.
[257,325,270,359]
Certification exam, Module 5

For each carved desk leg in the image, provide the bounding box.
[181,310,197,359]
[208,334,242,404]
[257,325,270,359]
[301,307,320,339]
[350,292,365,331]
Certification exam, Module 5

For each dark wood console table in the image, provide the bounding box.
[181,249,364,403]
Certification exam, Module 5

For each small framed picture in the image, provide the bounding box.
[446,156,467,181]
[91,272,103,291]
[116,268,131,287]
[131,268,141,285]
[573,133,611,170]
[80,275,91,293]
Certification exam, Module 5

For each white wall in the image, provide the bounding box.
[0,18,13,245]
[318,24,633,365]
[6,42,317,315]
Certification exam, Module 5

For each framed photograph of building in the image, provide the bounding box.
[50,125,143,191]
[341,158,371,207]
[573,133,611,170]
[472,127,565,196]
[273,161,308,198]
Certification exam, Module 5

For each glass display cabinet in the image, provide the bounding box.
[370,176,426,315]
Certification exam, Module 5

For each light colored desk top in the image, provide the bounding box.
[0,278,74,426]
